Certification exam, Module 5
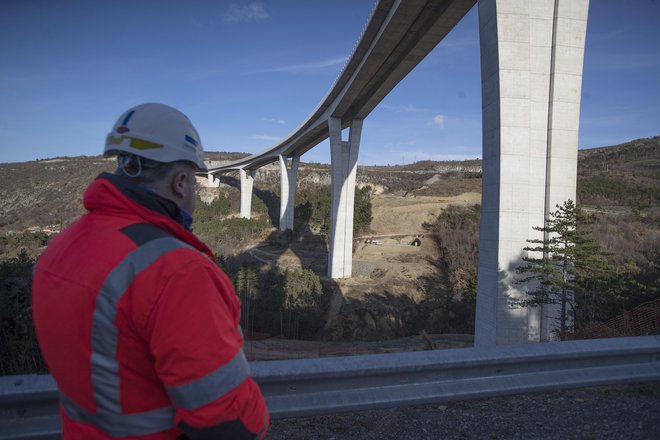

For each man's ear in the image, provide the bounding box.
[170,170,188,199]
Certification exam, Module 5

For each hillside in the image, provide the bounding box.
[0,152,252,231]
[0,155,481,232]
[3,137,656,232]
[578,136,659,179]
[577,137,660,209]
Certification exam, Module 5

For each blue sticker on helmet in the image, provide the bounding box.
[185,135,197,146]
[122,110,136,126]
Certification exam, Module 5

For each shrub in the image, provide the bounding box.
[0,230,50,258]
[0,250,47,375]
[295,184,372,236]
[194,194,231,222]
[281,269,330,339]
[578,175,659,208]
[423,204,480,333]
[195,216,273,255]
[234,266,330,340]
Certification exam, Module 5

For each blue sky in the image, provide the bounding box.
[1,0,658,165]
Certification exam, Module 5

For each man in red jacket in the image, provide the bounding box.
[32,103,269,439]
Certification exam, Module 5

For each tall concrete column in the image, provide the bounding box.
[239,168,255,219]
[278,155,300,231]
[475,0,589,346]
[328,117,363,279]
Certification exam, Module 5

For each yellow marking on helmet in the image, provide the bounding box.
[106,135,163,150]
[106,134,124,146]
[130,138,163,150]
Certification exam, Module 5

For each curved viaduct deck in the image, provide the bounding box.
[207,0,476,173]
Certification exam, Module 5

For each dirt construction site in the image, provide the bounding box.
[346,192,480,298]
[243,191,481,359]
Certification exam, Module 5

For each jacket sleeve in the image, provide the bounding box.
[146,254,269,439]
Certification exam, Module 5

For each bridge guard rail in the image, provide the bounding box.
[2,336,659,439]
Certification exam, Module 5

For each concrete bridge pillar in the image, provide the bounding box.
[207,172,220,188]
[475,0,589,346]
[328,117,363,279]
[278,155,300,231]
[239,168,255,219]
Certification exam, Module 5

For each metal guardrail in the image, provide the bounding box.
[1,336,659,439]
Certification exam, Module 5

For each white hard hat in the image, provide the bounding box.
[105,103,207,171]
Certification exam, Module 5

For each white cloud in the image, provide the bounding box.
[189,16,205,29]
[381,104,435,113]
[268,56,348,73]
[252,134,282,142]
[263,117,286,125]
[433,114,446,128]
[224,3,269,23]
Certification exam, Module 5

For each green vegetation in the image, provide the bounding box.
[424,204,481,333]
[424,199,658,337]
[201,184,370,341]
[295,185,332,234]
[353,186,373,237]
[0,250,47,375]
[195,193,231,219]
[281,268,329,339]
[578,175,659,208]
[516,200,622,334]
[0,230,50,258]
[234,265,331,340]
[295,185,372,236]
[194,184,371,255]
[193,193,273,255]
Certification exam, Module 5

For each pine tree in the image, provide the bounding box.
[281,269,326,339]
[516,199,619,336]
[353,185,373,236]
[235,265,259,337]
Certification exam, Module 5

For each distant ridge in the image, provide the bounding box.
[0,137,657,232]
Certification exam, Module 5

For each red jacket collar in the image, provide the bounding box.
[84,173,215,260]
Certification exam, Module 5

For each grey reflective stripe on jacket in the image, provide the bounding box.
[166,349,250,410]
[60,393,176,438]
[256,417,268,439]
[63,236,192,436]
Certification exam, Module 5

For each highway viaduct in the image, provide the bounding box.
[205,0,590,346]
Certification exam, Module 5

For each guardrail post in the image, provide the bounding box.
[475,0,589,345]
[279,155,300,231]
[239,168,255,219]
[328,117,363,279]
